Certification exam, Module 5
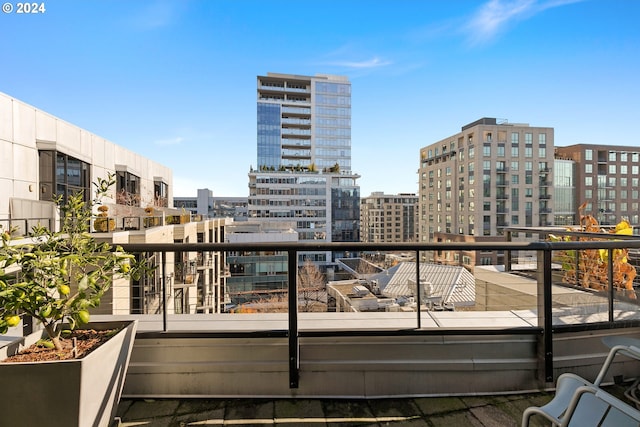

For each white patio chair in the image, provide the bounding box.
[522,344,640,427]
[523,385,640,426]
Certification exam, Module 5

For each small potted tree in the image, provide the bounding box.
[0,173,145,427]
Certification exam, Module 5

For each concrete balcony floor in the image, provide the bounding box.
[115,383,628,427]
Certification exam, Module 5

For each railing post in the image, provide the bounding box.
[162,251,167,332]
[608,248,614,323]
[288,249,299,388]
[416,249,421,329]
[505,230,512,272]
[537,246,554,383]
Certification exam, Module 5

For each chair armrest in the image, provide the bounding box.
[521,405,562,427]
[521,373,593,426]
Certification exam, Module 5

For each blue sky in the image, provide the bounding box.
[2,0,639,197]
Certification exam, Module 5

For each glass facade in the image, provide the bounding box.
[330,178,360,244]
[314,81,351,172]
[257,103,282,169]
[553,159,576,225]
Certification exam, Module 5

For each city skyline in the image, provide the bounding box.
[2,0,638,198]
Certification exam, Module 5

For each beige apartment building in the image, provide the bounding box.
[418,118,555,244]
[360,192,418,243]
[555,144,640,226]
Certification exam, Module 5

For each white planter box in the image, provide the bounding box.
[0,320,137,427]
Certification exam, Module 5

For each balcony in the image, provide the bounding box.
[89,236,640,395]
[4,235,640,424]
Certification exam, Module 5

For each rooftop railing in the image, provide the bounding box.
[116,237,640,389]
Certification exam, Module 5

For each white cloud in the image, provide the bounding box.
[465,0,585,46]
[328,57,393,69]
[154,136,185,146]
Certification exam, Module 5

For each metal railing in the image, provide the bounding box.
[118,239,640,388]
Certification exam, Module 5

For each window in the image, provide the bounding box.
[525,147,533,158]
[483,202,491,211]
[483,145,491,157]
[39,150,91,204]
[483,161,491,170]
[539,134,546,145]
[154,180,169,207]
[512,174,519,184]
[511,161,519,171]
[585,176,593,186]
[621,152,628,162]
[116,170,141,207]
[621,165,628,174]
[525,161,533,171]
[525,133,532,145]
[525,188,533,197]
[511,133,519,144]
[511,146,519,157]
[608,164,616,174]
[633,153,639,163]
[633,166,639,175]
[585,164,593,173]
[609,152,617,162]
[497,145,505,157]
[585,149,593,161]
[511,215,519,225]
[539,147,546,158]
[585,189,592,199]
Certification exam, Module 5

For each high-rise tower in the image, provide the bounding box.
[256,73,352,173]
[251,73,359,268]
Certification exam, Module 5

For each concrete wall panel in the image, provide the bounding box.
[35,110,57,143]
[80,129,93,160]
[56,119,83,159]
[0,140,13,179]
[0,178,11,220]
[0,94,13,142]
[12,143,38,183]
[13,100,36,147]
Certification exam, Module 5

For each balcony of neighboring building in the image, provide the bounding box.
[281,106,311,116]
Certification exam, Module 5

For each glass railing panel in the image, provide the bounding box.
[72,239,640,332]
[548,236,640,325]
